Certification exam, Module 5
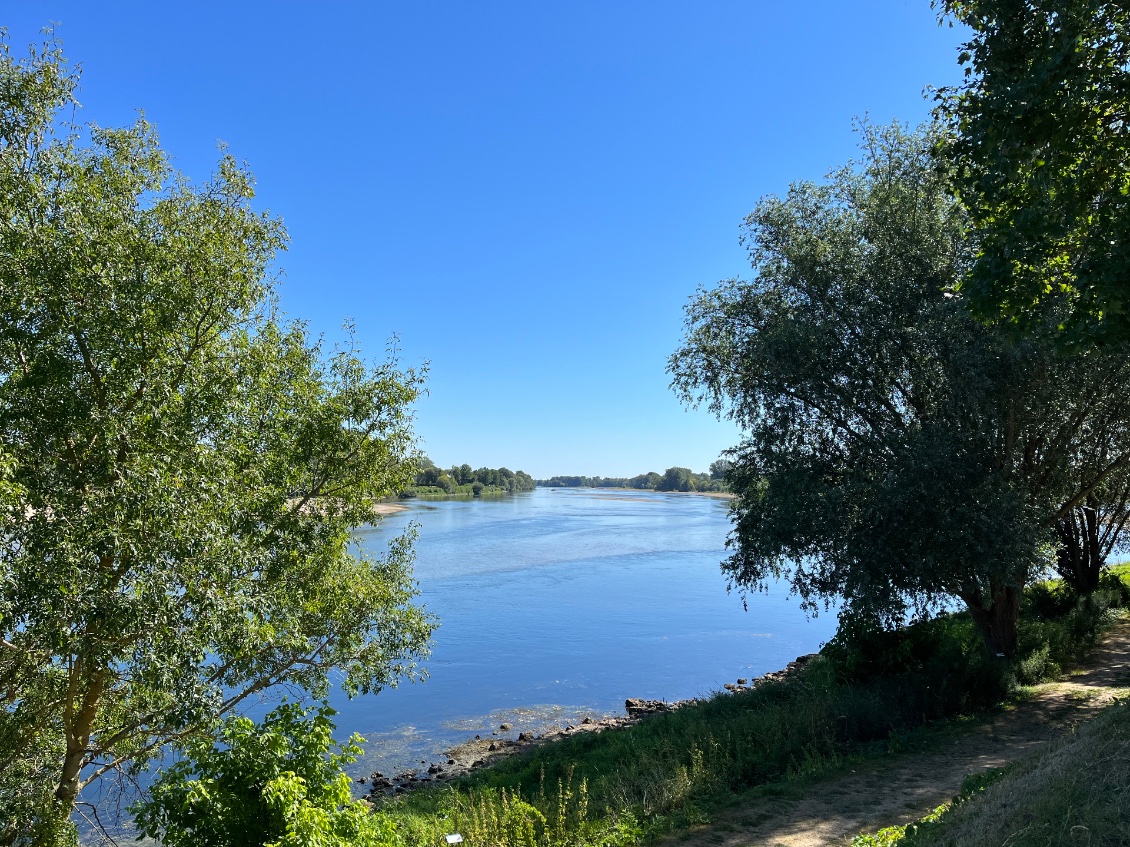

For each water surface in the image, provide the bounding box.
[334,487,837,777]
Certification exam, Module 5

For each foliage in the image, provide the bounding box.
[407,457,536,497]
[935,0,1130,344]
[536,465,728,493]
[668,120,1130,654]
[133,703,397,847]
[0,34,433,840]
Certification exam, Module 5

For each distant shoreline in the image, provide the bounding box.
[541,485,734,500]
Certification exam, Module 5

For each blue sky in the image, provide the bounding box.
[7,3,968,478]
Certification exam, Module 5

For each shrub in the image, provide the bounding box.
[132,703,396,847]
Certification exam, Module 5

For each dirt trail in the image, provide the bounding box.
[660,620,1130,847]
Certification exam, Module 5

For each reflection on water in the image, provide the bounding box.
[333,487,837,779]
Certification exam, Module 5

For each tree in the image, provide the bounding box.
[709,459,732,481]
[669,122,1130,656]
[0,36,433,841]
[936,0,1130,343]
[657,467,694,492]
[132,703,395,847]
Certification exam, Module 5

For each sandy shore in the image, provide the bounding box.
[371,501,409,516]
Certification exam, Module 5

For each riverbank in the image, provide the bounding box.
[369,569,1130,846]
[547,486,733,500]
[360,654,817,797]
[666,618,1130,847]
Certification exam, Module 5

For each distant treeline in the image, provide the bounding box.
[403,456,537,497]
[537,461,729,493]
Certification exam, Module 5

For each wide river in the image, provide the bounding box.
[334,487,838,780]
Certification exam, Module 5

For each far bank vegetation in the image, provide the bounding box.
[537,460,731,493]
[403,456,537,498]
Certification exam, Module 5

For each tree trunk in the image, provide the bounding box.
[963,584,1022,657]
[54,669,106,809]
[1055,500,1104,595]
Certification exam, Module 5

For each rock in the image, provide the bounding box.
[500,723,512,730]
[428,764,442,774]
[724,683,738,691]
[737,678,748,685]
[472,759,486,767]
[518,732,534,742]
[581,716,594,725]
[488,742,497,751]
[625,698,671,718]
[447,758,456,765]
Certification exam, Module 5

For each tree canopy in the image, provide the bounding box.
[409,458,536,495]
[0,36,433,842]
[936,0,1130,343]
[669,122,1130,656]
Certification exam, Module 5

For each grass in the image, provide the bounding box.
[370,572,1130,847]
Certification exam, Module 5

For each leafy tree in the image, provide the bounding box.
[709,459,732,481]
[669,122,1130,655]
[657,467,695,492]
[936,0,1130,343]
[0,36,432,840]
[132,702,396,847]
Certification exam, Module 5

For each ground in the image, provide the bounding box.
[657,619,1130,847]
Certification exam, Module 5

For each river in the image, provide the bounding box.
[332,487,838,780]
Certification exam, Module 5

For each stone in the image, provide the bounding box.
[500,723,512,730]
[625,698,671,718]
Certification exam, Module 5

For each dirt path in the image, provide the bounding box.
[659,620,1130,847]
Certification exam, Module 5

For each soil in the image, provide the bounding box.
[656,619,1130,847]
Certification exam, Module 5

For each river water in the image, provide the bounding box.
[333,487,838,779]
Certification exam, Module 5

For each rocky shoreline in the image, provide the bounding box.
[361,653,818,798]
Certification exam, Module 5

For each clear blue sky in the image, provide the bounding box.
[7,3,969,478]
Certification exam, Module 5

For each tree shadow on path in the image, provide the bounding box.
[658,619,1130,847]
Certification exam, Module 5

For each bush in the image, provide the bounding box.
[132,703,396,847]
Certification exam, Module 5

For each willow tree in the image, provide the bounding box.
[669,123,1130,657]
[0,37,432,843]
